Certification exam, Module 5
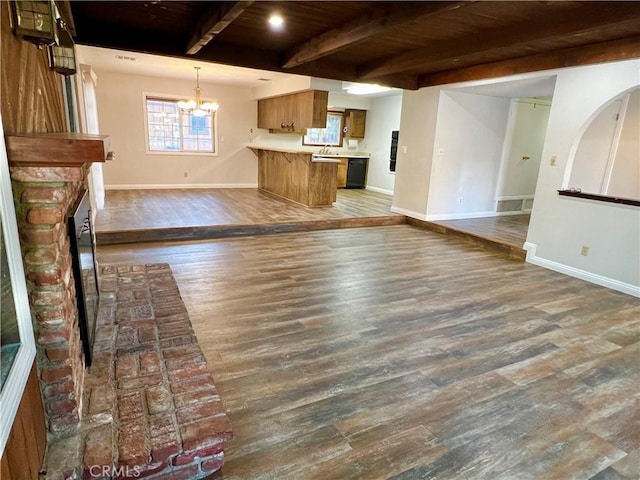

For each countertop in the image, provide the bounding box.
[247,145,312,155]
[246,144,370,158]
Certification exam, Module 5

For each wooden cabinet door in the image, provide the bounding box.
[300,90,328,128]
[346,109,367,138]
[336,158,348,188]
[257,91,328,130]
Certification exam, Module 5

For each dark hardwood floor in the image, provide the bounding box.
[97,225,639,480]
[433,214,530,248]
[95,188,400,230]
[94,189,530,260]
[95,188,404,245]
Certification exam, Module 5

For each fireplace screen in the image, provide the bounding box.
[68,190,99,366]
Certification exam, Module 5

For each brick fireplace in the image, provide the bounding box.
[6,134,233,479]
[6,133,109,438]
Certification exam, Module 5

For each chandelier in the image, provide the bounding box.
[178,66,219,117]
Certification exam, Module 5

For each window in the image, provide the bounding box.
[145,97,216,153]
[303,111,344,147]
[0,125,36,453]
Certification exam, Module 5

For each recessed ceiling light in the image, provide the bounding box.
[268,14,284,29]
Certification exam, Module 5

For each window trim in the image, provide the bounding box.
[0,118,36,455]
[142,92,219,156]
[302,110,345,147]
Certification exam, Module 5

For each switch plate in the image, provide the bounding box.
[550,155,557,166]
[401,146,408,154]
[581,245,589,256]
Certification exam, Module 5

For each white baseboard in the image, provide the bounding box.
[496,195,534,201]
[425,211,497,221]
[495,209,532,216]
[365,185,394,196]
[524,242,640,297]
[390,206,427,219]
[105,183,258,190]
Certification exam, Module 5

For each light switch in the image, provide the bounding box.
[401,146,408,154]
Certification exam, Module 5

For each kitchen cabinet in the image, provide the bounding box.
[345,109,367,139]
[336,158,348,188]
[257,90,329,131]
[250,147,338,207]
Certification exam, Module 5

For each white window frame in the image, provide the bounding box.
[0,115,36,455]
[303,111,344,147]
[142,92,219,156]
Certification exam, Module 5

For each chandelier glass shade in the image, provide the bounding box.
[178,66,218,117]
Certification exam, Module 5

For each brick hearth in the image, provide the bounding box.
[43,263,232,480]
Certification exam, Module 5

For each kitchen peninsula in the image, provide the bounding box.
[248,146,339,207]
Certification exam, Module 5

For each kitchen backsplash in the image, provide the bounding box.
[250,131,368,154]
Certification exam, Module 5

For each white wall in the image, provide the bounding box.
[526,60,640,295]
[392,59,639,295]
[568,98,623,193]
[94,70,258,188]
[364,94,402,194]
[426,91,511,219]
[607,88,639,199]
[392,88,440,218]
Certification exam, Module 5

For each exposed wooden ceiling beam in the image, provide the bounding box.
[186,1,254,55]
[417,36,640,88]
[359,3,640,80]
[281,1,471,69]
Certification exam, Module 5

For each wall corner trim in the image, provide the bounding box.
[390,206,427,220]
[524,242,640,297]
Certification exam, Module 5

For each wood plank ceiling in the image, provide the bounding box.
[68,1,640,90]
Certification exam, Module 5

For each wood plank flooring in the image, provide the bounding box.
[95,188,399,231]
[434,214,530,247]
[97,225,639,480]
[94,189,529,261]
[95,189,404,245]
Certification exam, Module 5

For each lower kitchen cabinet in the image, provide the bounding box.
[336,158,348,188]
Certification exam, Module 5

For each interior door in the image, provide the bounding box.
[499,100,551,198]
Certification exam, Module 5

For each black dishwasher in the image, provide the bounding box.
[346,158,367,189]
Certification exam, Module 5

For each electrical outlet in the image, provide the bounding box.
[401,146,408,154]
[438,148,445,156]
[457,197,463,204]
[581,245,589,256]
[550,155,557,166]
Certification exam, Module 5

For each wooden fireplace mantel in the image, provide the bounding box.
[5,133,112,167]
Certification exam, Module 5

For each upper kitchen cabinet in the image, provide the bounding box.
[257,90,329,131]
[345,109,367,139]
